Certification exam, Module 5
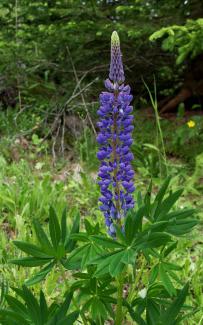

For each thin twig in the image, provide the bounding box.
[66,46,97,136]
[52,117,61,166]
[61,112,65,157]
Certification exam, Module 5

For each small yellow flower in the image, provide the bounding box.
[187,120,195,128]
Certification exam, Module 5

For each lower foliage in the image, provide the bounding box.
[0,177,199,324]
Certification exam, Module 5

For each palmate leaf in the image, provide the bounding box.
[92,247,136,277]
[130,282,191,325]
[0,287,79,325]
[11,206,80,285]
[64,237,103,270]
[74,271,116,322]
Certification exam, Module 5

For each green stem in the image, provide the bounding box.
[115,273,124,325]
[127,256,146,303]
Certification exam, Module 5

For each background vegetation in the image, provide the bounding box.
[0,0,202,324]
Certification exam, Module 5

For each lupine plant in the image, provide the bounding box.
[0,32,198,324]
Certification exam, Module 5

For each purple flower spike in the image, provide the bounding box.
[97,31,135,236]
[109,31,125,84]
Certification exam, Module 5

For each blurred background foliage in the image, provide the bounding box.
[0,0,202,162]
[0,0,203,110]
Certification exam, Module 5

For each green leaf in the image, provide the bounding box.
[166,219,197,236]
[5,295,27,316]
[21,286,41,324]
[0,309,30,324]
[33,219,53,253]
[109,251,126,276]
[57,311,79,325]
[61,208,67,244]
[10,257,51,267]
[25,261,55,286]
[56,292,73,318]
[121,248,136,265]
[93,251,122,277]
[124,209,144,244]
[149,264,159,284]
[91,235,125,249]
[146,299,160,325]
[163,242,177,257]
[13,241,52,258]
[163,208,195,221]
[40,291,48,323]
[65,211,80,252]
[135,232,171,250]
[156,189,183,220]
[155,176,171,204]
[160,283,189,325]
[91,297,107,320]
[159,264,176,296]
[49,207,61,250]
